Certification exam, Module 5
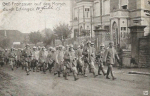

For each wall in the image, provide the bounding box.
[110,0,119,12]
[128,0,137,10]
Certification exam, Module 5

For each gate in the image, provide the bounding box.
[138,37,150,67]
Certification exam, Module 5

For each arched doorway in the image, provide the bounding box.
[112,21,119,47]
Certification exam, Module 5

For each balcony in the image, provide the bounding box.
[110,10,129,18]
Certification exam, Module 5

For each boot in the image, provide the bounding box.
[58,72,60,77]
[65,73,68,80]
[98,68,101,75]
[74,73,79,81]
[27,71,29,75]
[33,68,35,72]
[93,72,98,78]
[83,70,87,77]
[54,72,57,75]
[112,77,116,80]
[106,76,110,79]
[74,76,79,81]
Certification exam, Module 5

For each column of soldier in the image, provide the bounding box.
[2,41,120,81]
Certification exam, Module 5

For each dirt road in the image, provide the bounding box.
[0,66,150,96]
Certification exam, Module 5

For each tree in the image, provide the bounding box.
[53,23,72,45]
[42,29,55,47]
[0,38,11,49]
[28,31,42,45]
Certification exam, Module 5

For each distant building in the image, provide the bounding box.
[70,0,150,47]
[0,30,25,47]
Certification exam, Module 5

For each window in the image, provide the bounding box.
[122,5,127,9]
[85,8,89,11]
[103,0,110,15]
[121,27,126,31]
[121,27,127,38]
[104,26,110,41]
[120,0,128,9]
[85,8,90,18]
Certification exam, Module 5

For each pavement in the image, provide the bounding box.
[0,65,150,96]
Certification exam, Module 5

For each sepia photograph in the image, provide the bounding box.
[0,0,150,96]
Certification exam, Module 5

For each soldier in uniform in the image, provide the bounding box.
[22,44,32,75]
[0,49,5,67]
[51,48,58,75]
[31,46,39,72]
[16,48,22,68]
[104,42,120,80]
[68,44,79,81]
[39,46,47,74]
[57,45,64,77]
[8,48,16,71]
[90,43,98,77]
[46,47,53,73]
[63,45,70,80]
[82,41,91,77]
[76,44,84,75]
[89,43,96,73]
[4,49,9,65]
[97,44,106,76]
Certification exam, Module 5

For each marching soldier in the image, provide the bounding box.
[16,48,22,68]
[0,49,5,67]
[89,43,96,73]
[63,45,70,80]
[46,47,53,72]
[51,48,58,75]
[39,46,47,74]
[57,45,64,77]
[31,46,39,72]
[76,44,84,75]
[104,42,120,80]
[82,41,98,77]
[97,44,106,76]
[82,41,91,77]
[90,43,98,77]
[4,49,9,65]
[8,48,16,71]
[68,44,79,81]
[22,44,32,75]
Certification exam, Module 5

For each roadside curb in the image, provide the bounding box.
[128,71,150,76]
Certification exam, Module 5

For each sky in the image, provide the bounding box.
[0,0,71,33]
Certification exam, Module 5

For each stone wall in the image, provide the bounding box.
[122,50,131,67]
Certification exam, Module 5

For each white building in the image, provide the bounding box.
[70,0,150,47]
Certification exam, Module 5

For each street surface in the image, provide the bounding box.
[0,65,150,96]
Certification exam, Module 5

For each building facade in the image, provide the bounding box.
[70,0,150,47]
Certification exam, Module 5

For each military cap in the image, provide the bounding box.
[87,40,91,44]
[100,43,105,47]
[69,44,73,48]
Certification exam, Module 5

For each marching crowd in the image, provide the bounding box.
[0,41,121,81]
